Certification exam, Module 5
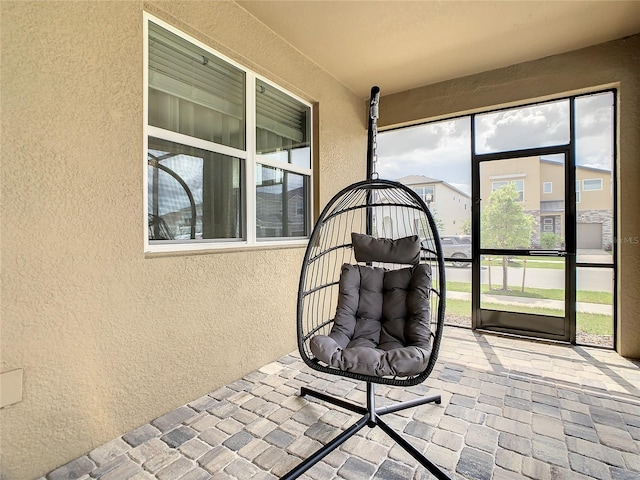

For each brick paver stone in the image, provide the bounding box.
[161,426,198,448]
[152,406,197,432]
[253,445,287,471]
[455,447,494,480]
[595,423,638,452]
[223,458,260,478]
[337,456,377,480]
[178,467,213,480]
[47,456,95,480]
[222,430,255,451]
[498,432,532,456]
[465,424,499,453]
[90,454,130,478]
[179,438,213,460]
[143,449,182,474]
[372,459,414,480]
[569,452,613,480]
[100,460,144,480]
[532,436,569,467]
[494,448,522,472]
[156,457,196,480]
[123,424,162,447]
[198,446,236,474]
[198,427,228,447]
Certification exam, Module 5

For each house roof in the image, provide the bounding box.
[238,1,640,97]
[396,175,470,199]
[541,157,612,174]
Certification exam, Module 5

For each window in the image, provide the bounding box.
[583,178,603,191]
[145,15,312,252]
[543,217,554,232]
[413,186,435,204]
[543,182,552,194]
[492,180,524,201]
[576,180,581,203]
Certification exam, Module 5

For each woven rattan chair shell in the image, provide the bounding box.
[297,179,446,387]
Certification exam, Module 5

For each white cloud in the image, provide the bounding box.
[377,117,471,191]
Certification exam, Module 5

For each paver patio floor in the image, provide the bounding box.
[45,327,640,480]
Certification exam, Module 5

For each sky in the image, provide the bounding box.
[376,91,614,196]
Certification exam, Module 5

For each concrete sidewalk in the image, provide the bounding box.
[44,327,639,480]
[447,291,612,315]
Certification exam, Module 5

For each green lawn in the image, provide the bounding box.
[445,298,613,335]
[482,257,564,270]
[446,281,612,305]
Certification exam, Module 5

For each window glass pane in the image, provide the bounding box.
[481,255,565,317]
[148,137,243,241]
[441,263,471,328]
[256,165,309,238]
[575,92,614,262]
[475,99,569,154]
[256,79,311,169]
[377,117,471,237]
[481,156,564,250]
[148,22,245,149]
[576,267,613,348]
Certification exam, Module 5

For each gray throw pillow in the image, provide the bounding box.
[352,233,420,264]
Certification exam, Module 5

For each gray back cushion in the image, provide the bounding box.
[352,233,420,265]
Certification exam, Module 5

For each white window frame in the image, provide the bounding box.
[582,178,603,191]
[143,13,313,253]
[414,186,435,204]
[543,182,552,194]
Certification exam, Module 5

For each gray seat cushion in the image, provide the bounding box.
[310,263,432,377]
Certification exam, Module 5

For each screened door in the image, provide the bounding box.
[474,152,573,341]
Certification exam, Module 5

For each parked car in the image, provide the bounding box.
[421,235,472,267]
[440,235,472,267]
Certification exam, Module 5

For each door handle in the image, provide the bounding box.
[529,250,566,256]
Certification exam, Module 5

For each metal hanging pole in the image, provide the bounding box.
[366,86,380,180]
[366,86,380,237]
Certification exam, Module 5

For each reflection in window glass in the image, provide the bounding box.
[256,79,311,169]
[148,22,245,149]
[475,99,569,154]
[148,138,243,241]
[256,165,309,238]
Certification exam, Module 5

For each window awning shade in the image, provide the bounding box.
[149,22,245,121]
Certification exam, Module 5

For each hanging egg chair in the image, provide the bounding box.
[281,87,450,480]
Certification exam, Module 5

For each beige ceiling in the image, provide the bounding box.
[237,0,640,98]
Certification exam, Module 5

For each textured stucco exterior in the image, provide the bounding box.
[0,2,365,478]
[380,34,640,359]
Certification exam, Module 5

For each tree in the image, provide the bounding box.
[461,218,472,236]
[429,206,445,233]
[481,183,536,290]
